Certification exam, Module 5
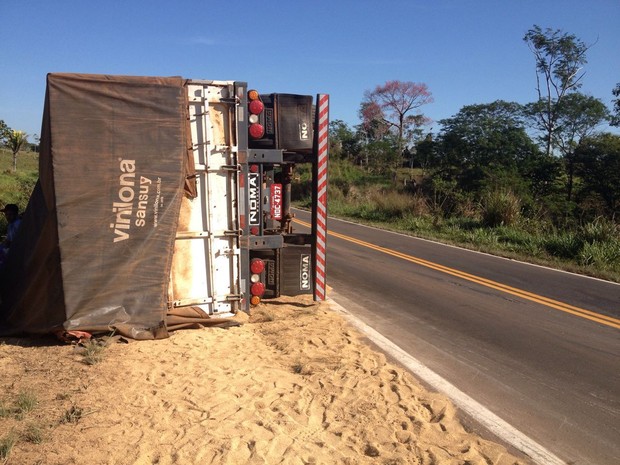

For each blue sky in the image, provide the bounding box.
[1,0,619,139]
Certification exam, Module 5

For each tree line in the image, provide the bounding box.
[329,25,620,225]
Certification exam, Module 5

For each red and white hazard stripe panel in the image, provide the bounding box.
[314,94,329,301]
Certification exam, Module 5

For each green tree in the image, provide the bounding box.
[329,120,360,161]
[6,129,28,172]
[523,25,591,157]
[435,101,539,196]
[359,139,399,176]
[574,133,620,218]
[551,93,609,202]
[412,133,435,173]
[611,83,620,127]
[0,120,10,144]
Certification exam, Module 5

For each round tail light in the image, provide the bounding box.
[251,258,265,274]
[251,282,265,296]
[249,100,264,114]
[249,123,264,139]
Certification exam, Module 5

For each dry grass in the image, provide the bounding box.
[0,432,16,461]
[0,390,38,421]
[75,334,117,365]
[14,391,38,420]
[60,406,84,425]
[21,423,44,444]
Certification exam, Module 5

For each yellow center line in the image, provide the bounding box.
[294,219,620,329]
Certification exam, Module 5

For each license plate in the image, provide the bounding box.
[271,183,282,220]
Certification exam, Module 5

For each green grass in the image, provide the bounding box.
[303,175,620,283]
[14,390,38,419]
[362,212,619,282]
[0,148,38,177]
[0,390,39,420]
[0,148,38,235]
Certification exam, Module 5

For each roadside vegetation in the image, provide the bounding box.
[0,148,38,236]
[295,26,620,283]
[296,160,620,282]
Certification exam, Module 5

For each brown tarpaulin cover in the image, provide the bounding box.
[0,73,208,339]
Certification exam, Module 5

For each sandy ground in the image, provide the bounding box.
[0,296,530,465]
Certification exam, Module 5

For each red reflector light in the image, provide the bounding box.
[251,258,265,274]
[249,164,259,173]
[249,123,264,139]
[251,282,265,296]
[249,100,264,114]
[250,226,259,235]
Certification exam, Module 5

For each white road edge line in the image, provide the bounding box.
[326,297,567,465]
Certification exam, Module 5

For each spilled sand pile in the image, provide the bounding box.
[0,296,529,464]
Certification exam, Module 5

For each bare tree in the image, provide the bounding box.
[360,80,433,160]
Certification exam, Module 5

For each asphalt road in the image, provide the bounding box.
[293,209,620,465]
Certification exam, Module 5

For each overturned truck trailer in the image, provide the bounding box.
[0,73,329,339]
